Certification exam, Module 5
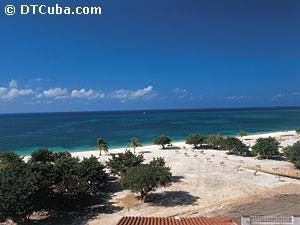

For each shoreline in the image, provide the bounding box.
[23,130,297,161]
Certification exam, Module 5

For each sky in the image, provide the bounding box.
[0,0,300,113]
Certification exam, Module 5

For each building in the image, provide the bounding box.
[116,216,240,225]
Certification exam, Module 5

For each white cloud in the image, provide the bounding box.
[0,80,158,104]
[226,95,249,100]
[43,88,68,99]
[271,93,286,101]
[35,93,43,99]
[71,88,105,99]
[9,80,18,88]
[174,88,187,99]
[29,78,47,83]
[111,85,156,101]
[0,80,34,101]
[174,88,187,94]
[19,89,34,96]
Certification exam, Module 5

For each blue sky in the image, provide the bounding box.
[0,0,300,113]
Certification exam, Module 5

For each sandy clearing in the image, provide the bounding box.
[86,131,300,225]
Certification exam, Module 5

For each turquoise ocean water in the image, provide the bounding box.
[0,107,300,155]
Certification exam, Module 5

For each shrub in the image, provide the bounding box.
[107,150,144,176]
[284,141,300,169]
[120,158,171,201]
[296,128,300,134]
[0,151,108,223]
[252,137,280,159]
[76,156,107,194]
[294,159,300,169]
[185,134,205,149]
[205,134,224,149]
[221,137,248,156]
[0,153,39,223]
[31,148,54,163]
[239,130,247,137]
[154,135,172,149]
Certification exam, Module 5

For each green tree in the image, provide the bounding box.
[296,128,300,134]
[28,149,56,212]
[96,138,109,156]
[129,137,142,154]
[239,130,247,137]
[185,134,205,149]
[0,151,109,223]
[31,148,54,163]
[252,137,280,159]
[294,160,300,169]
[52,153,83,197]
[154,135,172,149]
[0,152,23,165]
[76,156,107,194]
[120,158,171,201]
[205,134,224,149]
[284,141,300,169]
[107,150,144,176]
[222,137,248,155]
[0,153,39,223]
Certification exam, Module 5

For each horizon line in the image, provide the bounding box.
[1,105,300,116]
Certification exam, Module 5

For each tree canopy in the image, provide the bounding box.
[284,141,300,169]
[96,138,109,156]
[120,157,172,201]
[204,134,224,149]
[129,137,142,153]
[185,134,205,148]
[239,130,247,137]
[107,150,144,176]
[252,137,280,159]
[0,150,107,223]
[154,135,172,149]
[221,137,248,156]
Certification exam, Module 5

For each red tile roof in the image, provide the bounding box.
[116,216,240,225]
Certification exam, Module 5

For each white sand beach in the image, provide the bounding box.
[72,130,298,160]
[20,130,300,225]
[51,130,300,225]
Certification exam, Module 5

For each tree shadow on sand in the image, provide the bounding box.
[171,175,184,183]
[29,177,122,225]
[146,191,199,207]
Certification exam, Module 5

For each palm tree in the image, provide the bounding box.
[129,137,142,154]
[96,138,108,156]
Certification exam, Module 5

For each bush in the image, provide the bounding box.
[0,153,39,223]
[284,141,300,169]
[294,160,300,169]
[0,150,108,223]
[239,130,247,137]
[221,137,248,156]
[120,158,171,201]
[204,134,224,149]
[31,148,54,163]
[296,128,300,134]
[107,150,144,176]
[185,134,205,148]
[0,152,23,165]
[77,156,107,194]
[252,137,280,159]
[154,135,172,149]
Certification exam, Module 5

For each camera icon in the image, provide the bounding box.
[5,5,15,15]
